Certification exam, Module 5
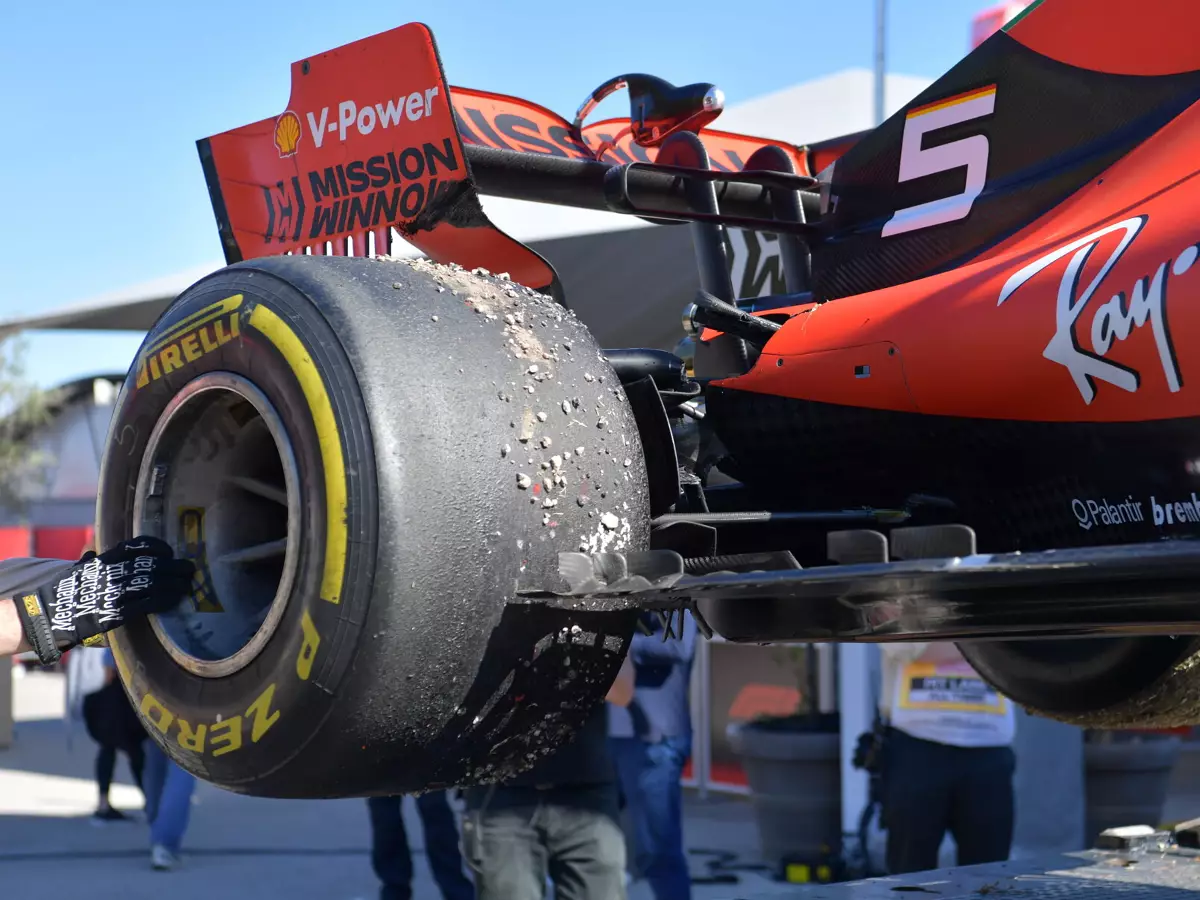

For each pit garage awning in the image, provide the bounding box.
[0,224,696,354]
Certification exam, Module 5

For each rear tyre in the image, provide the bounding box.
[960,636,1200,728]
[98,256,648,798]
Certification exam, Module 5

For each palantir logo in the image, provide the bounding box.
[274,110,302,158]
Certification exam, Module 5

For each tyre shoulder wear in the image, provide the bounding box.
[100,256,647,798]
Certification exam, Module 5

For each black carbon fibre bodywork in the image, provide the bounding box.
[813,32,1200,301]
[703,386,1200,557]
[516,540,1200,643]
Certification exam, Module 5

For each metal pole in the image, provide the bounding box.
[874,0,887,125]
[695,634,711,800]
[839,644,874,860]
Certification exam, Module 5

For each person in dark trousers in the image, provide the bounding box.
[461,656,635,900]
[877,642,1016,874]
[609,611,697,900]
[72,645,147,822]
[366,791,476,900]
[66,537,150,825]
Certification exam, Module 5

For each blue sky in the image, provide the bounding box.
[1,0,993,388]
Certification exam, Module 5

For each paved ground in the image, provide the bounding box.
[12,669,1193,899]
[0,670,797,900]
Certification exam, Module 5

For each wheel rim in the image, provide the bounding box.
[132,372,301,678]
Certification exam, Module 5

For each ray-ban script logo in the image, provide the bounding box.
[997,215,1197,404]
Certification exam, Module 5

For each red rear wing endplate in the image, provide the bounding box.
[196,23,563,298]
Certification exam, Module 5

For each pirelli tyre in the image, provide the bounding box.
[960,636,1200,729]
[97,255,647,798]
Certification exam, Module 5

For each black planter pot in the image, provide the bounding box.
[728,713,842,870]
[1084,732,1182,846]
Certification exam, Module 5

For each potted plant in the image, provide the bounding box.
[727,644,842,877]
[1083,726,1185,845]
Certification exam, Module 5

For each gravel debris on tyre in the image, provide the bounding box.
[101,254,647,798]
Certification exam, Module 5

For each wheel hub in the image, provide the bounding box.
[132,372,300,678]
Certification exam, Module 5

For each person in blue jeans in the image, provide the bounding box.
[609,611,698,900]
[94,646,197,871]
[366,792,475,900]
[142,726,197,871]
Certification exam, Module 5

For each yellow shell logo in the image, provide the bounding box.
[274,111,302,158]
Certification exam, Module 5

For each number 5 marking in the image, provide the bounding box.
[881,85,997,238]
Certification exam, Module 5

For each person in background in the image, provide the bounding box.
[461,654,635,900]
[877,642,1016,874]
[65,538,150,824]
[142,716,198,871]
[366,790,475,900]
[0,536,195,870]
[67,644,147,822]
[609,612,697,900]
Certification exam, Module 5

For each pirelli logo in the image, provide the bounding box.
[136,295,244,389]
[22,594,41,618]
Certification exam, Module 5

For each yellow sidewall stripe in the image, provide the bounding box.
[109,297,350,730]
[248,304,348,604]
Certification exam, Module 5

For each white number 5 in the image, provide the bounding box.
[881,85,996,238]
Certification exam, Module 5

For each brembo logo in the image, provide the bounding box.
[305,86,441,150]
[998,215,1197,404]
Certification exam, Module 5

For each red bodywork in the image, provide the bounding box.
[197,0,1200,443]
[729,100,1200,424]
[196,22,855,295]
[198,26,561,293]
[721,0,1200,426]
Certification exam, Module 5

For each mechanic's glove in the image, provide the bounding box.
[14,536,195,665]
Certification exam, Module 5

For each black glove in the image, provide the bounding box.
[14,536,195,665]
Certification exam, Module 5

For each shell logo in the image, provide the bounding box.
[274,110,302,158]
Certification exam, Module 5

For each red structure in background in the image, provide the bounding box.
[0,525,93,566]
[0,527,31,559]
[34,526,94,560]
[971,1,1035,48]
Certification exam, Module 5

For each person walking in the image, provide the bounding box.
[461,655,634,900]
[366,791,475,900]
[609,611,697,900]
[142,711,198,870]
[65,536,151,825]
[877,641,1017,874]
[67,644,147,822]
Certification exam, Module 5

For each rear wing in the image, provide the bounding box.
[197,22,862,299]
[450,86,836,175]
[197,23,564,297]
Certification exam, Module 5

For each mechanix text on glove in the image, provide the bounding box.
[15,536,195,665]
